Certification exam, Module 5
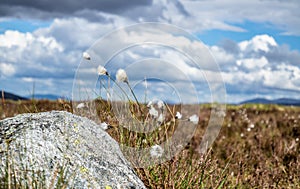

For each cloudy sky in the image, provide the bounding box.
[0,0,299,103]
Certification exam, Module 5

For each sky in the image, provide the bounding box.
[0,0,299,103]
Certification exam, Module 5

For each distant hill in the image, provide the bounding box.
[0,91,28,101]
[240,98,300,106]
[0,91,65,101]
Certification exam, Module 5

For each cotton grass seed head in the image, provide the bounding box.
[97,65,108,75]
[149,105,158,118]
[116,69,128,83]
[175,111,182,119]
[147,101,153,108]
[150,144,164,158]
[83,52,91,60]
[189,114,199,124]
[76,102,85,109]
[157,100,165,110]
[100,122,108,130]
[157,113,165,124]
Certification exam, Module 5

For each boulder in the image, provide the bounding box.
[0,111,146,189]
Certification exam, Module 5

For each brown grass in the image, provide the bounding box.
[1,100,299,188]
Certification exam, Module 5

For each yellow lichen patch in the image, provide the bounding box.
[79,166,88,174]
[74,139,80,145]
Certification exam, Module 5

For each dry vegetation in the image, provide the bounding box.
[1,99,299,188]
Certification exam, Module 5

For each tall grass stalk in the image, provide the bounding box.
[1,90,5,108]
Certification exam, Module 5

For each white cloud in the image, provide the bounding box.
[236,56,269,70]
[262,64,300,91]
[0,27,76,95]
[0,30,64,65]
[239,34,277,53]
[0,30,63,51]
[181,0,300,35]
[210,34,300,101]
[21,77,34,82]
[149,0,247,32]
[34,15,132,50]
[210,46,235,65]
[0,62,16,76]
[0,30,33,48]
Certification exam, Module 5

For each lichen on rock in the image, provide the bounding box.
[0,111,146,189]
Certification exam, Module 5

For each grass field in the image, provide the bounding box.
[1,99,299,188]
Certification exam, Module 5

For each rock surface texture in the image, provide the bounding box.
[0,111,146,189]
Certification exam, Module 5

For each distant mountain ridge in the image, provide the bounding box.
[240,98,300,106]
[0,91,28,100]
[0,91,63,101]
[1,91,300,106]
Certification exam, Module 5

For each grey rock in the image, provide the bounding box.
[0,111,146,189]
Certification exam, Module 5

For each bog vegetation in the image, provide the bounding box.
[0,98,299,188]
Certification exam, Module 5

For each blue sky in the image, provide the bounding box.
[0,0,299,103]
[0,19,51,34]
[198,21,300,50]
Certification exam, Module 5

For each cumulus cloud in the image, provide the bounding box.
[236,56,269,70]
[0,28,79,95]
[238,35,278,53]
[34,17,117,50]
[210,34,300,101]
[0,30,66,69]
[0,62,15,76]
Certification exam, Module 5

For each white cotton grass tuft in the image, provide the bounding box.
[97,65,108,75]
[149,105,158,118]
[116,69,128,83]
[83,52,91,60]
[175,111,182,119]
[157,113,165,124]
[150,144,164,158]
[76,102,85,109]
[157,100,165,110]
[188,114,199,124]
[147,101,153,108]
[100,122,108,130]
